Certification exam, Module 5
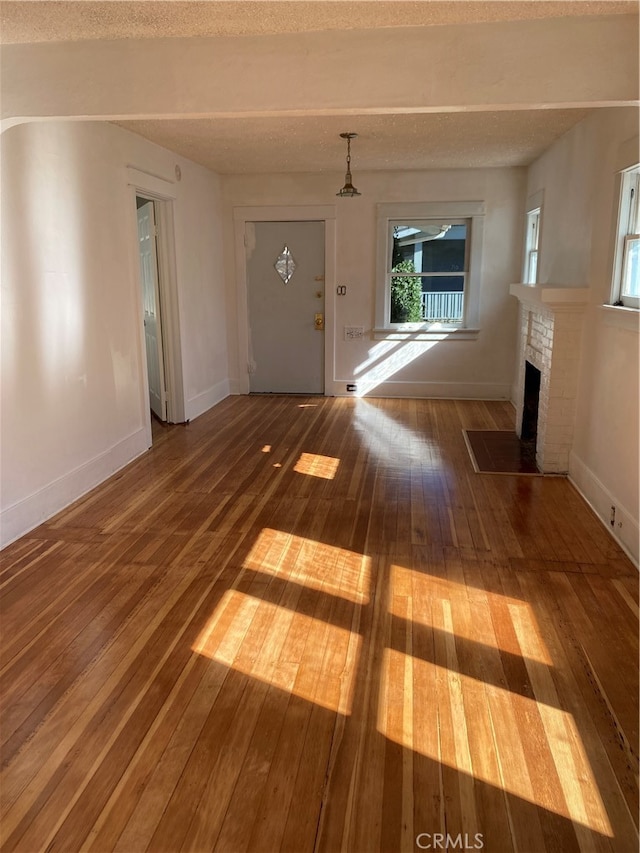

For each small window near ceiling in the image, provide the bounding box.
[611,165,640,309]
[523,208,540,284]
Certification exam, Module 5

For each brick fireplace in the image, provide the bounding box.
[510,285,589,473]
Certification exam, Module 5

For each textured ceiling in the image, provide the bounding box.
[114,109,593,173]
[1,1,637,43]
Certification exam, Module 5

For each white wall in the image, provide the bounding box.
[523,107,639,562]
[222,167,525,399]
[1,120,228,545]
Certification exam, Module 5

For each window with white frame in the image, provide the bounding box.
[611,165,640,309]
[523,208,540,284]
[375,202,485,334]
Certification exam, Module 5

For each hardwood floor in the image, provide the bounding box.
[1,396,637,853]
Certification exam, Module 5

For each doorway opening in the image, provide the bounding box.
[133,190,185,440]
[137,196,168,425]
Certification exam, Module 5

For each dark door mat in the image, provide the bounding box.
[463,430,541,475]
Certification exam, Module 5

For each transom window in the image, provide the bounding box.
[375,201,485,335]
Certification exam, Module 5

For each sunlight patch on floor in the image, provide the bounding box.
[377,641,613,837]
[243,527,371,604]
[355,400,445,468]
[388,564,553,665]
[293,452,340,480]
[193,590,360,714]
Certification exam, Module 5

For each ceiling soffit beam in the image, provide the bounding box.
[2,16,638,122]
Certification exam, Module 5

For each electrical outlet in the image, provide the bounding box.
[345,326,364,340]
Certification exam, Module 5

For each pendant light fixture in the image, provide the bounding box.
[336,132,361,197]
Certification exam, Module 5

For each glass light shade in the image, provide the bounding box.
[336,171,361,197]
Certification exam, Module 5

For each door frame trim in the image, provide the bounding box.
[233,205,336,396]
[127,169,185,442]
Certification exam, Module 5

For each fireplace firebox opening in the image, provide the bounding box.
[522,361,541,444]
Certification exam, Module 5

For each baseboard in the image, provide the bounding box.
[569,450,639,567]
[185,379,230,421]
[0,427,149,549]
[327,380,511,399]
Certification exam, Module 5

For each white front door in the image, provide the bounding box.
[247,221,325,394]
[137,201,167,421]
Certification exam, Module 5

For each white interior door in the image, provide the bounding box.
[137,201,167,421]
[247,221,325,393]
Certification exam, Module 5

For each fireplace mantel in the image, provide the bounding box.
[510,284,589,310]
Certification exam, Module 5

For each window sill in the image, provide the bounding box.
[599,304,639,332]
[373,326,480,341]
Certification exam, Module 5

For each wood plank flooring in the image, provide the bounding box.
[1,396,637,853]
